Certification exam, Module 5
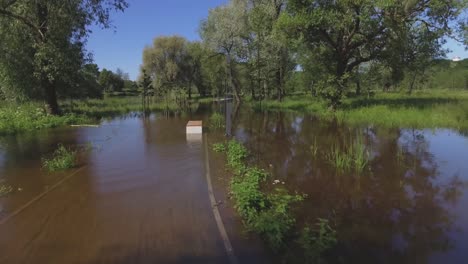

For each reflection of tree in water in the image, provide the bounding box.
[232,110,463,264]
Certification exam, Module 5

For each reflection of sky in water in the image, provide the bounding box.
[424,129,468,264]
[400,129,468,263]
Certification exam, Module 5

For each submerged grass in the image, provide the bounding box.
[326,136,370,174]
[0,184,13,197]
[42,144,77,172]
[221,140,304,250]
[209,112,225,129]
[254,90,468,129]
[215,139,337,261]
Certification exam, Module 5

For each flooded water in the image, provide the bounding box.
[227,107,468,264]
[1,104,468,264]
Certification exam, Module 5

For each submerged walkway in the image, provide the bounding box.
[0,117,231,264]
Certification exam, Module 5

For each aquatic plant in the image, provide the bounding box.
[212,142,226,152]
[310,137,319,158]
[0,184,13,197]
[224,140,304,250]
[297,218,337,264]
[42,144,77,172]
[209,112,225,129]
[327,136,370,174]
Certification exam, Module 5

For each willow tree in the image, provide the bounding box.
[200,0,248,102]
[279,0,467,108]
[0,0,127,114]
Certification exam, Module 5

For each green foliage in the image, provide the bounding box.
[224,139,304,250]
[0,103,91,135]
[212,142,226,152]
[279,0,466,106]
[209,112,225,129]
[42,144,77,172]
[297,219,337,264]
[0,0,128,113]
[99,69,125,93]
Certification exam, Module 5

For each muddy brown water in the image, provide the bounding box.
[1,104,468,264]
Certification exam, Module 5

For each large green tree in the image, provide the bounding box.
[0,0,127,114]
[141,36,190,98]
[279,0,467,107]
[200,0,248,102]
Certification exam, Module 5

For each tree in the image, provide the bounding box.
[200,0,248,102]
[0,0,127,114]
[141,36,190,98]
[99,69,124,93]
[279,0,467,108]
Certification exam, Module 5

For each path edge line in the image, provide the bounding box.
[203,133,239,264]
[0,166,86,225]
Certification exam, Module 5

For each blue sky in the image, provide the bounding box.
[86,0,468,81]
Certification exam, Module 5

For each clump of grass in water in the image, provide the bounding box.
[212,142,226,152]
[42,144,77,172]
[327,136,370,174]
[223,140,304,250]
[310,137,319,158]
[296,218,337,264]
[0,184,13,197]
[209,112,225,129]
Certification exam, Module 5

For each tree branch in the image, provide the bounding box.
[0,7,44,39]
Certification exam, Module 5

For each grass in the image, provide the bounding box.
[0,103,91,135]
[326,136,370,174]
[42,144,77,172]
[253,89,468,129]
[218,139,304,250]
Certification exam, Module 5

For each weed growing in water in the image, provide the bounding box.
[212,142,226,152]
[224,140,304,250]
[327,136,370,174]
[42,144,77,172]
[297,218,337,264]
[209,112,225,129]
[310,137,319,158]
[0,184,13,197]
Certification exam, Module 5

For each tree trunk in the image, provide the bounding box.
[226,53,241,102]
[187,80,192,100]
[43,80,60,115]
[408,73,417,95]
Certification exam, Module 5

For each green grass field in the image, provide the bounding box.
[253,90,468,129]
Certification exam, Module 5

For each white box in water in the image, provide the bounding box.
[186,120,203,134]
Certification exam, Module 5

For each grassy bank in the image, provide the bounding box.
[253,90,468,129]
[0,103,91,135]
[61,97,182,117]
[1,96,212,135]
